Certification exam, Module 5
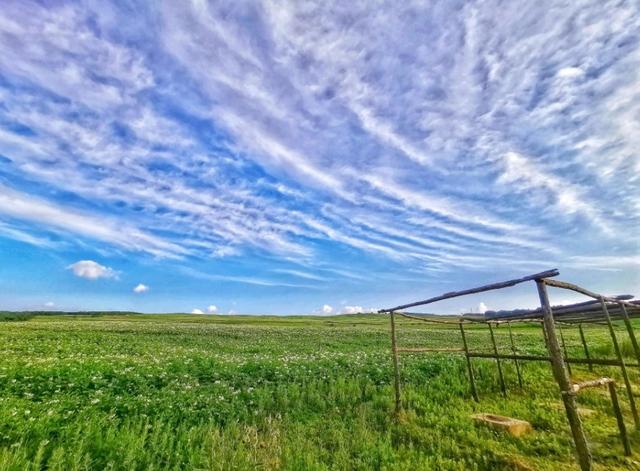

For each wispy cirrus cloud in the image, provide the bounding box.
[0,185,186,258]
[0,0,638,311]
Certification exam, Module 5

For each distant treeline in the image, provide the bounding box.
[0,311,144,321]
[0,312,36,321]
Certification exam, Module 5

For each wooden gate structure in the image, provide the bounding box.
[379,269,640,471]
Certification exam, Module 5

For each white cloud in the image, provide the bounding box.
[274,269,325,281]
[133,283,149,294]
[341,305,363,314]
[191,308,204,314]
[321,304,333,314]
[498,152,607,231]
[478,302,488,314]
[0,0,637,297]
[44,301,55,308]
[178,266,315,289]
[0,221,56,248]
[0,185,187,258]
[207,304,218,313]
[557,67,584,79]
[67,260,116,280]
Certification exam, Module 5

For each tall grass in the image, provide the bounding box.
[0,314,638,469]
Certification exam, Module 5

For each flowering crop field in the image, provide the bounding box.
[1,314,639,470]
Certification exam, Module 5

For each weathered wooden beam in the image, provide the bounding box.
[466,352,638,367]
[536,280,592,471]
[601,298,640,429]
[570,377,613,393]
[619,303,640,369]
[543,279,637,307]
[608,382,632,456]
[468,352,549,361]
[488,323,507,397]
[560,326,572,376]
[578,324,593,372]
[488,301,640,323]
[389,311,401,415]
[380,269,559,312]
[507,322,523,388]
[396,347,464,353]
[569,377,632,456]
[459,323,479,402]
[395,312,465,324]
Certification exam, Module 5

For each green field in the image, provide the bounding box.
[1,313,639,470]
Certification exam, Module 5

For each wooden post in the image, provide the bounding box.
[620,303,640,369]
[488,322,507,397]
[560,326,572,376]
[536,280,592,471]
[578,324,593,372]
[507,322,523,388]
[541,319,550,349]
[600,298,639,429]
[390,311,402,415]
[608,381,632,456]
[459,322,479,402]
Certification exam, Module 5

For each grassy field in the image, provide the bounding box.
[1,313,639,470]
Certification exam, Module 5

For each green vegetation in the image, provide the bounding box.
[1,313,639,470]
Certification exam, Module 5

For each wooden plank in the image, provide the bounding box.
[459,323,479,402]
[488,322,507,396]
[389,311,401,415]
[466,352,638,368]
[608,382,632,456]
[601,298,640,429]
[578,324,593,372]
[560,326,572,376]
[536,280,592,471]
[543,279,637,307]
[571,377,613,393]
[397,347,464,353]
[620,303,640,369]
[508,322,523,388]
[380,269,559,312]
[395,312,464,324]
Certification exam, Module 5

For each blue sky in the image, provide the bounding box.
[0,0,638,315]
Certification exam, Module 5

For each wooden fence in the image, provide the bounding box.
[379,269,640,471]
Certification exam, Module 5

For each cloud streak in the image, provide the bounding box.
[0,0,638,306]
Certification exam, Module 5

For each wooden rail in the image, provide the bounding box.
[382,269,639,471]
[380,269,559,312]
